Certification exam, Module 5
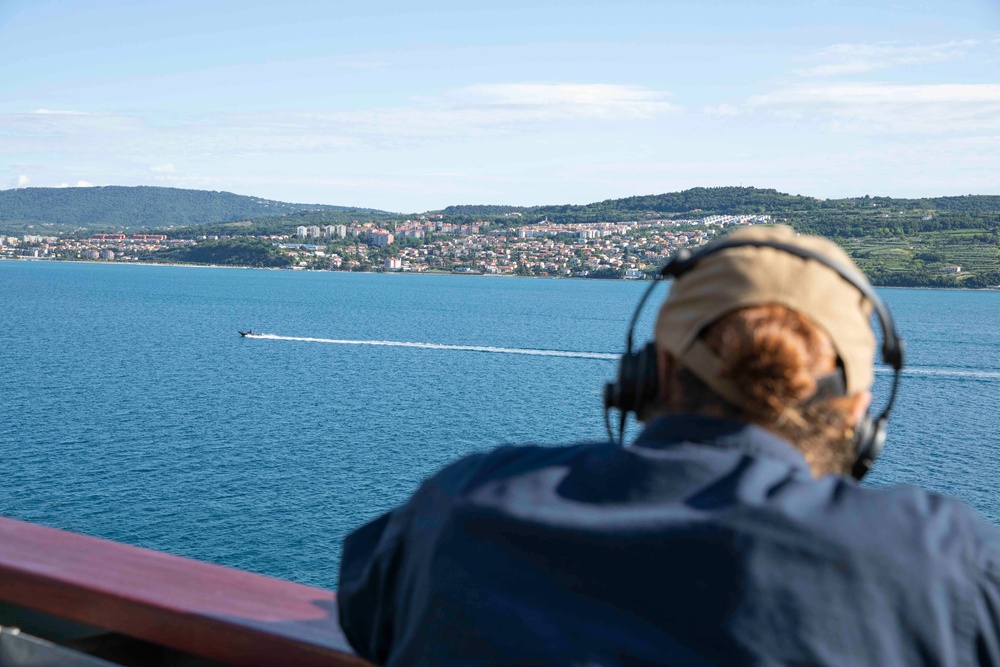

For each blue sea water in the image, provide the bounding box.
[1,260,998,589]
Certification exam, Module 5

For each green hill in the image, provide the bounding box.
[163,208,398,239]
[437,188,1000,225]
[153,238,290,268]
[430,188,999,288]
[434,187,818,223]
[0,186,384,233]
[531,187,820,222]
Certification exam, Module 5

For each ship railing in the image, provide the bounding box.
[0,516,369,666]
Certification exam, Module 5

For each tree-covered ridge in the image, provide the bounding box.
[837,194,1000,213]
[4,184,998,288]
[6,185,999,235]
[163,208,398,239]
[425,188,998,288]
[435,188,1000,226]
[174,187,999,288]
[0,186,385,232]
[532,187,820,221]
[439,204,530,216]
[153,239,289,268]
[434,188,816,224]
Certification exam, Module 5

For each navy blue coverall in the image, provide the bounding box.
[338,415,1000,666]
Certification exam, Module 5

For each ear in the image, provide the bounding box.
[848,390,872,426]
[657,349,676,410]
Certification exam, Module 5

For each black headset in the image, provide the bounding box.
[603,238,905,480]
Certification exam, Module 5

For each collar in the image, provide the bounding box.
[631,414,812,473]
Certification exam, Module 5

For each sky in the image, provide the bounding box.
[1,0,998,211]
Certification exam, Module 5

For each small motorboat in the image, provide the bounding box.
[238,329,255,337]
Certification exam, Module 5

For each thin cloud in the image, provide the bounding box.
[34,108,88,116]
[703,104,740,117]
[336,59,390,70]
[748,83,1000,133]
[752,83,1000,104]
[793,40,978,77]
[2,84,677,162]
[149,163,177,174]
[0,109,357,157]
[461,83,679,120]
[267,83,677,146]
[14,174,30,188]
[466,83,662,105]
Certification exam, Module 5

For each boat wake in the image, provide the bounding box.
[877,366,1000,381]
[244,334,1000,378]
[246,333,619,360]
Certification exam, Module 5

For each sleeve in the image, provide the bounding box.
[337,509,408,664]
[336,450,496,664]
[975,549,1000,666]
[971,516,1000,667]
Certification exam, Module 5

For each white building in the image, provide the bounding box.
[370,231,394,247]
[324,225,347,239]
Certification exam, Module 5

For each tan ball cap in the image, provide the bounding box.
[654,225,876,400]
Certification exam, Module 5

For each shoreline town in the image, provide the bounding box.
[0,214,768,278]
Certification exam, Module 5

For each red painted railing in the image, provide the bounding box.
[0,517,369,666]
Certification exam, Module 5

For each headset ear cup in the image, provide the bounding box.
[606,349,638,414]
[635,342,660,420]
[604,343,661,421]
[620,350,638,413]
[851,414,887,480]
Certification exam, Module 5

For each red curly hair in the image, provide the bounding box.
[670,304,857,476]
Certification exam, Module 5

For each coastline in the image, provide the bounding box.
[3,256,997,290]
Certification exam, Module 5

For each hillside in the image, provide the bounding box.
[532,187,820,221]
[163,208,399,239]
[436,188,816,223]
[437,188,1000,224]
[153,238,289,268]
[4,184,997,287]
[431,188,999,288]
[0,186,383,233]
